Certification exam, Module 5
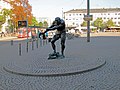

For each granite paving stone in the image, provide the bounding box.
[0,36,120,90]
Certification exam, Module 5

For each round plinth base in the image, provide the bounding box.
[3,57,106,76]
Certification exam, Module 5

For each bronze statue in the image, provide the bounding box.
[43,17,66,59]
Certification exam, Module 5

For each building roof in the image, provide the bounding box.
[65,8,120,13]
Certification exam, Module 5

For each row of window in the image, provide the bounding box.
[66,21,120,26]
[65,17,120,21]
[66,12,120,16]
[103,17,120,19]
[101,13,120,15]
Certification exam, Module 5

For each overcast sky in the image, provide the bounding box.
[29,0,120,18]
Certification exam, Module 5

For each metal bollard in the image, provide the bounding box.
[26,42,28,53]
[11,40,13,45]
[32,40,34,50]
[40,38,42,47]
[43,40,45,46]
[36,39,38,48]
[19,43,21,56]
[46,39,48,44]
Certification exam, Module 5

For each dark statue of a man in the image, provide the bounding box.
[43,17,66,59]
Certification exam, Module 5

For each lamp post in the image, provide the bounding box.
[87,0,90,42]
[62,8,64,19]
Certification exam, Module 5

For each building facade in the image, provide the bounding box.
[64,8,120,27]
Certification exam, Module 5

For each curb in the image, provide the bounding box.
[3,58,106,77]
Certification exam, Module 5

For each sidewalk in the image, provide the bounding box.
[2,37,105,76]
[0,36,120,89]
[0,36,17,41]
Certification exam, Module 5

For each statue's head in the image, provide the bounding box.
[55,17,61,24]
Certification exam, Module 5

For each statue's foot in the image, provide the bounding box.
[62,55,65,58]
[48,52,65,59]
[48,52,60,59]
[57,54,65,59]
[49,52,59,56]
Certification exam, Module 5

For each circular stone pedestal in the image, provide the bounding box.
[3,57,106,76]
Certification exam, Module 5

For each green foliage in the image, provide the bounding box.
[1,8,11,17]
[0,8,14,32]
[0,14,5,31]
[93,18,115,29]
[0,15,5,25]
[81,21,87,26]
[43,21,48,28]
[106,19,115,27]
[31,17,39,26]
[101,22,107,29]
[39,22,43,27]
[93,18,103,29]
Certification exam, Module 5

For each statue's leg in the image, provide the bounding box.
[51,34,60,53]
[61,32,66,56]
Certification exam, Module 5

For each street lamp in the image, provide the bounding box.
[83,0,92,42]
[62,8,64,19]
[87,0,90,42]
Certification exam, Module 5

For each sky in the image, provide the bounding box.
[29,0,120,18]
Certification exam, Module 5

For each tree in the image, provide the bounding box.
[93,18,103,29]
[9,0,33,28]
[39,22,43,27]
[43,21,48,28]
[31,16,38,26]
[0,15,5,31]
[0,8,12,32]
[81,21,87,27]
[101,22,107,29]
[106,19,114,27]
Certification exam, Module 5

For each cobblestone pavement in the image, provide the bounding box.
[0,36,120,90]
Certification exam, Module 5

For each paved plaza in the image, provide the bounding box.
[0,34,120,90]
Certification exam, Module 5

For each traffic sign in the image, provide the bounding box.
[18,20,27,27]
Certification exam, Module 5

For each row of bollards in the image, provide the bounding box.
[11,38,49,56]
[18,38,48,56]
